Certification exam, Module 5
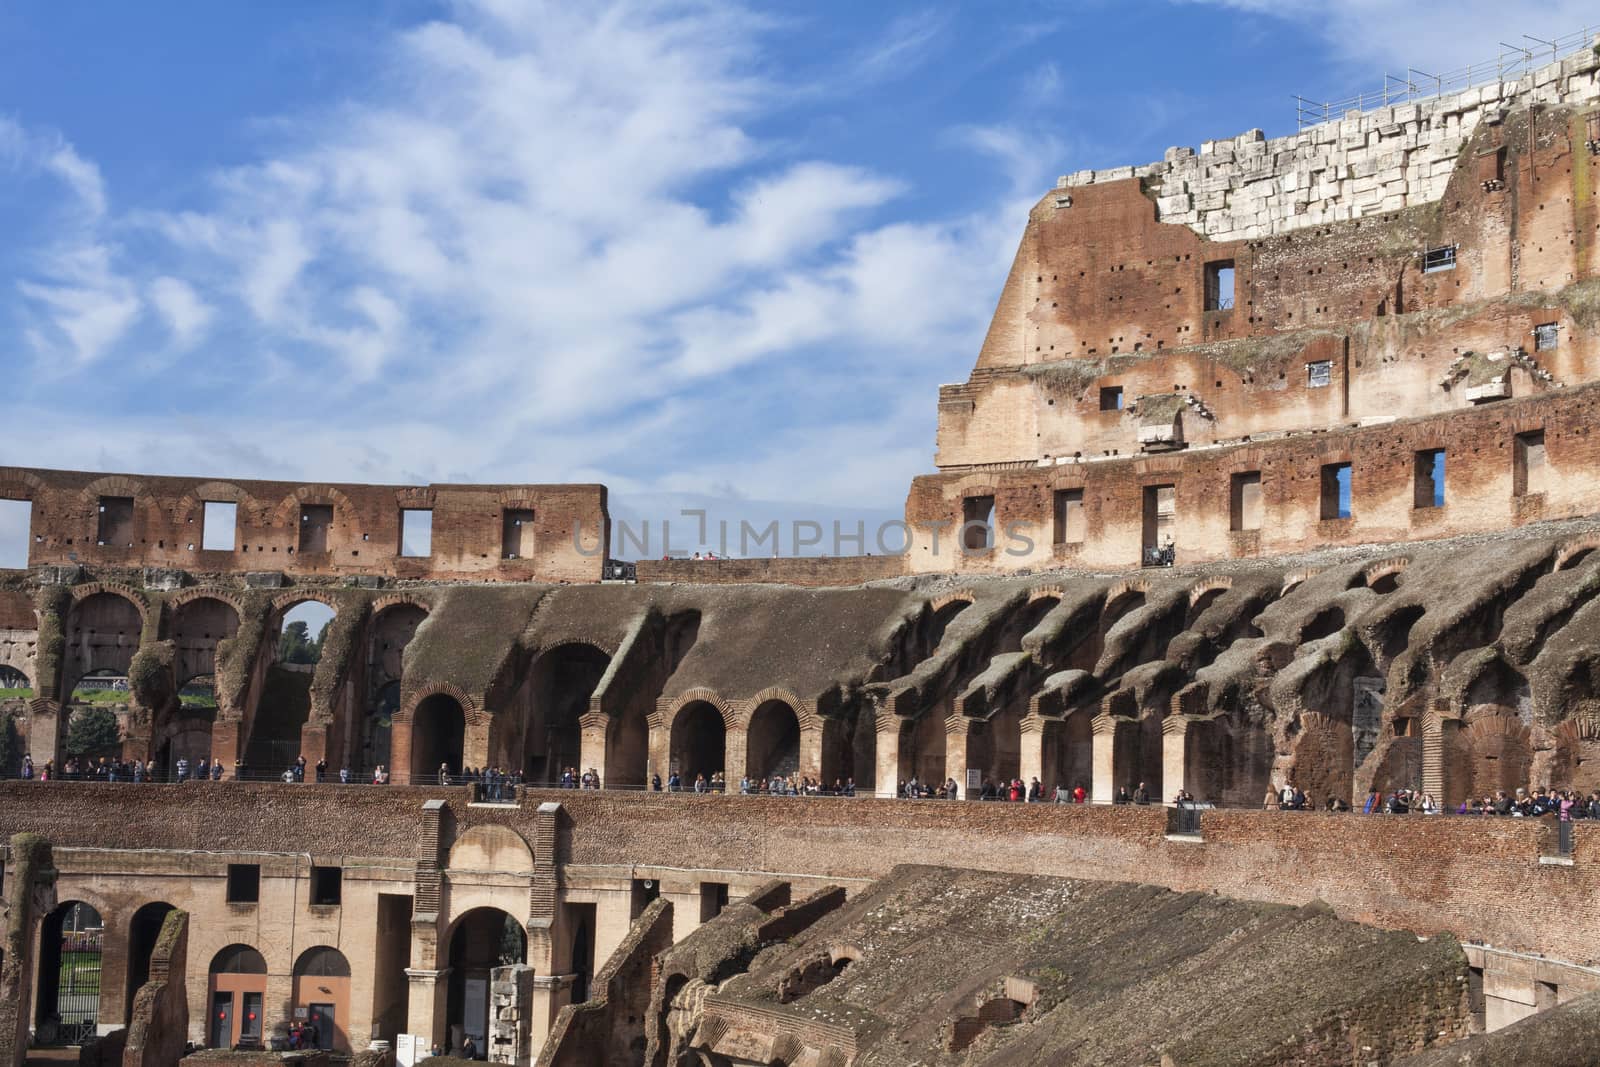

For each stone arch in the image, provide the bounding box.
[448,824,535,874]
[61,589,145,696]
[1555,536,1600,572]
[78,475,147,503]
[1281,568,1321,597]
[1101,580,1148,631]
[36,898,108,1041]
[445,906,528,1053]
[1462,714,1532,796]
[741,687,816,732]
[514,641,612,784]
[667,694,730,784]
[407,688,470,782]
[0,467,47,501]
[172,482,258,538]
[357,599,429,776]
[1551,717,1600,793]
[1358,558,1410,593]
[167,595,241,686]
[658,689,737,732]
[746,698,802,782]
[269,486,360,531]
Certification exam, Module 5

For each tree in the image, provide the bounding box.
[278,620,324,665]
[66,707,122,759]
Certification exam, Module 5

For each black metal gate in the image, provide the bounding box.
[54,910,103,1044]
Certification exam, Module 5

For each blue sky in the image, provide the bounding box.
[0,0,1592,560]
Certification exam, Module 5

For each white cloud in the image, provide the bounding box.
[1190,1,1598,82]
[147,277,213,349]
[0,0,1044,508]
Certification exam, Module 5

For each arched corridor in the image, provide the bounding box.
[36,901,104,1046]
[671,701,725,785]
[521,643,610,784]
[746,700,801,782]
[447,908,527,1055]
[411,693,466,782]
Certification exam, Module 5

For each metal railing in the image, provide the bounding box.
[1294,27,1600,130]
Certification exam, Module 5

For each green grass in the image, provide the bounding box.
[57,950,101,994]
[69,689,128,705]
[0,688,33,700]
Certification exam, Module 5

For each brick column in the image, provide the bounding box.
[1019,715,1046,791]
[578,712,610,786]
[943,715,971,796]
[647,716,670,785]
[873,711,900,798]
[797,720,824,784]
[1161,715,1193,806]
[1090,714,1120,804]
[723,725,747,786]
[1423,706,1463,809]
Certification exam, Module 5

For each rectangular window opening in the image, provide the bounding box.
[501,508,535,560]
[699,881,729,923]
[202,501,238,551]
[298,504,334,553]
[1306,360,1333,388]
[1052,489,1085,545]
[1414,449,1445,509]
[1142,484,1176,565]
[1514,430,1547,497]
[1422,244,1457,273]
[0,499,32,570]
[310,865,342,906]
[226,863,260,904]
[1204,260,1235,311]
[1320,463,1352,521]
[97,495,135,547]
[1099,386,1123,411]
[1534,322,1559,351]
[1230,471,1262,532]
[961,496,995,552]
[400,509,433,558]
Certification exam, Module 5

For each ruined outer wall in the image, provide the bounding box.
[911,378,1600,571]
[0,784,1593,968]
[0,467,608,584]
[1062,46,1600,242]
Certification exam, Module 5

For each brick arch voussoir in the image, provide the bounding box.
[68,581,151,624]
[78,475,147,503]
[402,681,482,725]
[930,589,976,613]
[270,485,360,530]
[742,687,816,732]
[663,688,737,732]
[1554,536,1600,572]
[269,589,343,616]
[0,467,47,501]
[371,594,431,618]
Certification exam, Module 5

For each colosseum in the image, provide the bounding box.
[5,32,1600,1067]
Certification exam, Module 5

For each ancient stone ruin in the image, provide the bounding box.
[2,32,1600,1067]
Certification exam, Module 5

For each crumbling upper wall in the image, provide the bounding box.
[1061,44,1600,242]
[0,466,608,584]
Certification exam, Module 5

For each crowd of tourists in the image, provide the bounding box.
[1268,782,1600,820]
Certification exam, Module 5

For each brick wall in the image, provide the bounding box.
[2,783,1593,967]
[0,467,607,584]
[909,378,1600,572]
[634,555,904,586]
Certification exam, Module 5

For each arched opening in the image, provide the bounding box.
[411,693,465,784]
[670,701,725,786]
[1002,596,1061,653]
[292,946,352,1052]
[36,901,103,1045]
[208,944,268,1049]
[746,700,801,782]
[63,593,142,701]
[1187,587,1227,627]
[520,643,610,785]
[925,600,971,653]
[0,663,32,697]
[569,911,594,1004]
[361,604,427,778]
[447,909,526,1056]
[950,995,1028,1053]
[124,902,176,1024]
[171,597,240,690]
[245,599,336,773]
[62,685,124,766]
[1299,605,1346,643]
[1369,571,1402,594]
[1558,546,1596,572]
